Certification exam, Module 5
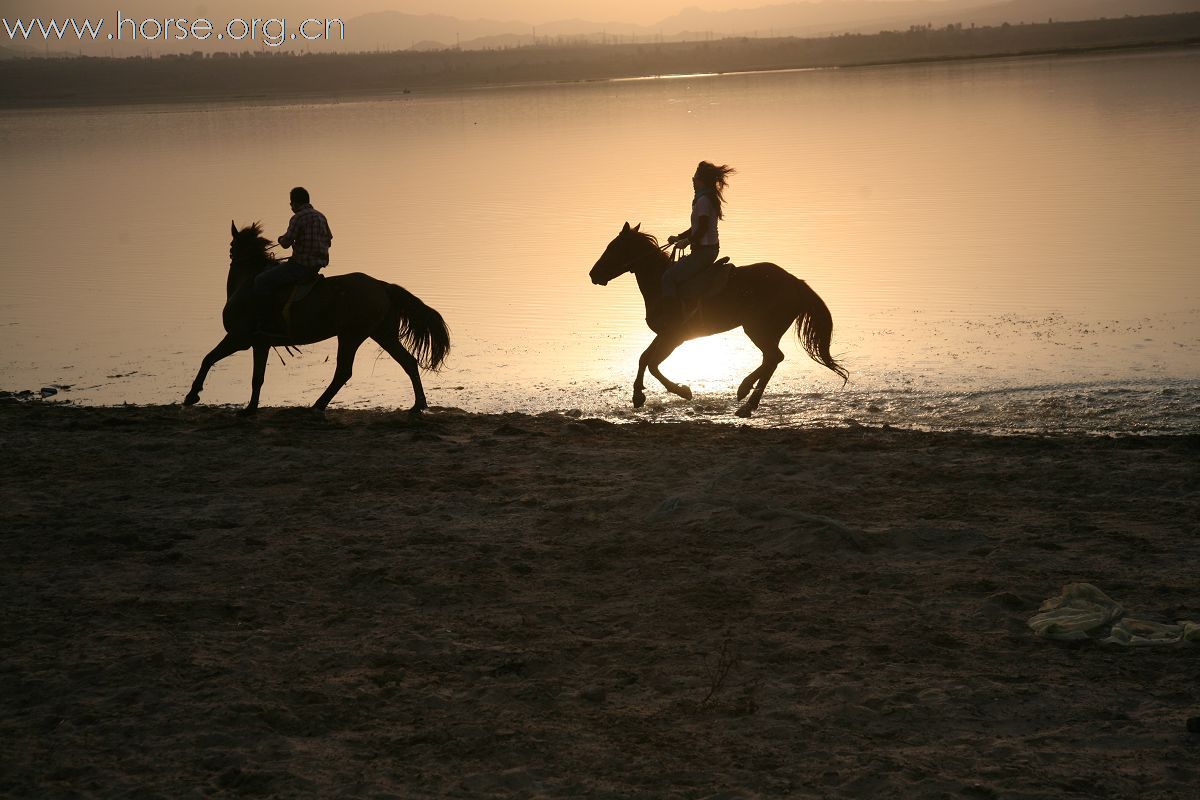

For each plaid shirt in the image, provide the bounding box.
[279,204,332,268]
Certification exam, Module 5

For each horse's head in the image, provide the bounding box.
[230,221,276,271]
[226,221,277,297]
[589,222,661,286]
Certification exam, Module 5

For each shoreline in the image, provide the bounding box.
[4,376,1198,437]
[0,41,1186,113]
[2,19,1197,111]
[5,40,1197,114]
[2,402,1198,796]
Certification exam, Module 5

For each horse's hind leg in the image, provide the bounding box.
[737,365,767,402]
[313,334,366,412]
[371,334,427,413]
[634,334,690,407]
[184,334,248,406]
[736,323,788,418]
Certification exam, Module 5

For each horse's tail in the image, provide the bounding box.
[790,275,849,385]
[385,284,451,371]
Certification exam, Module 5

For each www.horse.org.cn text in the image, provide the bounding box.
[2,14,345,48]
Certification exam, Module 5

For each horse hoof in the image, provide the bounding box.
[632,393,646,409]
[408,405,426,415]
[735,405,755,419]
[736,381,754,401]
[183,393,200,406]
[236,407,258,418]
[677,385,693,401]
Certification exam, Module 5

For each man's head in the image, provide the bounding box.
[289,186,310,212]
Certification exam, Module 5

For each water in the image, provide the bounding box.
[2,48,1198,433]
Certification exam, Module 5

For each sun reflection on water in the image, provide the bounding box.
[658,334,759,392]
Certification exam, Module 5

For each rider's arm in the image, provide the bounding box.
[669,215,710,244]
[278,214,300,249]
[669,225,693,244]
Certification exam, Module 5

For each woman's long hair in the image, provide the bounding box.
[695,161,736,219]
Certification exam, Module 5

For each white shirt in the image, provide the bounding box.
[691,193,719,247]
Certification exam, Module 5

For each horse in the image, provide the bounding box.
[183,222,450,415]
[588,223,847,417]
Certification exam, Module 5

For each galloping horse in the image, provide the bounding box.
[184,222,450,414]
[589,223,847,417]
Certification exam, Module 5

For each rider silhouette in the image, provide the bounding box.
[254,186,332,333]
[660,161,735,327]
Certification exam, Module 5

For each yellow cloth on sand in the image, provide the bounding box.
[1028,582,1200,646]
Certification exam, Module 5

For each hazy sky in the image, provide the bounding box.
[7,1,959,27]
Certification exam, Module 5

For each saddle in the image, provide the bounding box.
[649,257,735,331]
[679,256,734,302]
[277,274,323,332]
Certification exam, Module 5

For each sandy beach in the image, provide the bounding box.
[2,402,1198,798]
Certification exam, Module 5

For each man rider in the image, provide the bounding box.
[254,186,332,333]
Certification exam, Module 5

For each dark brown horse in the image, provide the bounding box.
[589,223,847,417]
[183,222,450,414]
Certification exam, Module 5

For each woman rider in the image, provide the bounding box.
[660,160,735,325]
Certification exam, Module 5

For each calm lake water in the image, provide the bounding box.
[2,48,1198,433]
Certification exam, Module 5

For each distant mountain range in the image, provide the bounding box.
[921,0,1200,29]
[0,42,43,59]
[340,2,976,52]
[344,0,1200,51]
[8,0,1199,56]
[666,0,1200,36]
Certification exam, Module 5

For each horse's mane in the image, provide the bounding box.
[236,220,278,261]
[626,228,675,272]
[226,222,278,298]
[629,229,661,250]
[234,222,279,269]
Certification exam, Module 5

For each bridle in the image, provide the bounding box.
[608,239,683,276]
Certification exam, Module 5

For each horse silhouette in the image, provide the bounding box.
[184,222,449,414]
[589,223,847,417]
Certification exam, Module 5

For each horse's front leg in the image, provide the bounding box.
[634,334,691,406]
[239,344,269,415]
[184,334,248,406]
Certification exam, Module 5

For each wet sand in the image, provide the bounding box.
[2,403,1198,798]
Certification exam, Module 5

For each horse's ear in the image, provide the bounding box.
[621,222,630,233]
[231,221,237,238]
[633,223,641,232]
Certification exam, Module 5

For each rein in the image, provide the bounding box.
[615,240,681,274]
